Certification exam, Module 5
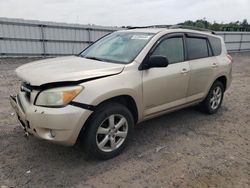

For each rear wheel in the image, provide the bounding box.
[200,81,224,114]
[83,102,134,160]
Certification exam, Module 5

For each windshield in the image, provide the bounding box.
[80,32,154,64]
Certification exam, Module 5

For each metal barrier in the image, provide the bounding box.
[0,17,118,57]
[0,17,250,57]
[216,32,250,52]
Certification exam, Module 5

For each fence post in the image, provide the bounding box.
[40,24,46,57]
[239,33,243,52]
[88,28,91,44]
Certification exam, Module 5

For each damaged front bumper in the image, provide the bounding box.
[9,92,92,146]
[10,95,30,137]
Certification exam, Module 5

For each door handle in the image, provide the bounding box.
[212,63,218,68]
[181,68,189,74]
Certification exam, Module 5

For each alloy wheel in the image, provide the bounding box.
[210,86,222,110]
[96,114,128,152]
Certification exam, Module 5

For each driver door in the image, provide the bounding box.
[142,34,190,117]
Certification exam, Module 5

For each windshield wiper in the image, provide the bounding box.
[84,56,104,61]
[81,55,125,64]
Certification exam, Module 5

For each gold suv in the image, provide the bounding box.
[10,27,233,159]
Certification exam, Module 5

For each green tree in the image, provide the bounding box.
[242,19,249,26]
[180,18,249,31]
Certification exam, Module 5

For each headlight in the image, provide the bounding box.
[35,86,83,107]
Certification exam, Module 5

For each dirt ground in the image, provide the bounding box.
[0,53,249,188]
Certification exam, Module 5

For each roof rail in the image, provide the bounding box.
[123,25,171,29]
[170,25,215,34]
[124,26,151,29]
[123,24,215,34]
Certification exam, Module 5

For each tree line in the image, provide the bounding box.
[179,18,250,31]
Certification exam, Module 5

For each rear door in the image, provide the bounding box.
[142,34,190,117]
[185,34,217,102]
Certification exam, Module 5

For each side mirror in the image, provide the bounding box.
[143,55,169,69]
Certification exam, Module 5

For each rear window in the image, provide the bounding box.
[209,37,222,56]
[187,37,209,60]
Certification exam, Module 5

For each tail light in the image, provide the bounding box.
[226,54,233,63]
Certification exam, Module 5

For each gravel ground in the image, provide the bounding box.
[0,53,250,188]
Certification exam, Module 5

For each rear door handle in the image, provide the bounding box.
[181,68,189,74]
[212,63,218,68]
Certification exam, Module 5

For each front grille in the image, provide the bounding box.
[21,82,33,102]
[25,91,31,101]
[17,94,25,113]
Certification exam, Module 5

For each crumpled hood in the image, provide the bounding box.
[16,56,125,86]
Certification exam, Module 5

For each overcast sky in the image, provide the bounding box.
[0,0,249,26]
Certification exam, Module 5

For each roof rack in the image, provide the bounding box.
[169,25,215,34]
[123,25,171,30]
[123,24,215,34]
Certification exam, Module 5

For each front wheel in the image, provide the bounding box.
[200,81,224,114]
[83,102,134,160]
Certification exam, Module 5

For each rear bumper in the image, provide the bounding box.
[10,92,92,146]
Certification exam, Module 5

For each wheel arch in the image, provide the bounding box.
[96,95,139,124]
[204,75,227,100]
[215,75,227,91]
[76,94,140,144]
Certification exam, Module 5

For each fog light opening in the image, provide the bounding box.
[49,129,56,138]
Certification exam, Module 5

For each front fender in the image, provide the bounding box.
[73,70,143,121]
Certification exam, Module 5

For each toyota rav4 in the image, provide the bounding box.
[10,27,232,159]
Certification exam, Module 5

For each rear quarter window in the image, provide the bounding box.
[209,37,222,56]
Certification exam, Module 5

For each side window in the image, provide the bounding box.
[152,37,184,64]
[186,37,209,60]
[209,37,222,56]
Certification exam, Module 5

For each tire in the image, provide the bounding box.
[83,102,134,160]
[200,81,224,114]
